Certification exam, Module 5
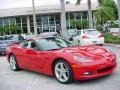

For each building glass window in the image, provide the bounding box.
[21,17,27,26]
[16,17,21,27]
[36,16,42,27]
[82,12,88,19]
[76,12,81,20]
[16,17,21,23]
[30,16,33,27]
[66,13,70,29]
[10,17,16,25]
[4,18,9,26]
[0,19,3,26]
[55,14,61,33]
[70,12,75,29]
[49,15,55,26]
[22,27,27,33]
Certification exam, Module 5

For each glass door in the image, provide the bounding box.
[42,16,49,32]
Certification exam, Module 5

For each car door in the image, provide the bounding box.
[21,40,52,73]
[16,40,33,69]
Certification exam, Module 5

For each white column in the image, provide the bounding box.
[87,0,93,29]
[27,16,31,33]
[60,0,68,40]
[20,17,23,33]
[54,14,57,32]
[32,0,37,35]
[117,0,120,31]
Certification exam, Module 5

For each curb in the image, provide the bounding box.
[104,43,120,48]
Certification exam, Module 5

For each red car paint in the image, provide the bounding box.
[6,39,117,81]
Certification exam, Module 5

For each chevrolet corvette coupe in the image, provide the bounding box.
[6,37,117,84]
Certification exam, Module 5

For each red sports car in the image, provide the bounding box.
[6,37,117,84]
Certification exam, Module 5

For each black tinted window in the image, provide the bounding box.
[31,41,40,50]
[37,37,73,51]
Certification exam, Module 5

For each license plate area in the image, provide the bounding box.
[93,41,97,43]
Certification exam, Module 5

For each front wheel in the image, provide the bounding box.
[9,55,20,71]
[54,60,74,84]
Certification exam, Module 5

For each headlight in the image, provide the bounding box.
[73,56,93,62]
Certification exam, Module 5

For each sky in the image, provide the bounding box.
[0,0,98,9]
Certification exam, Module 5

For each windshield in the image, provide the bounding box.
[83,30,100,35]
[37,37,73,51]
[68,29,76,34]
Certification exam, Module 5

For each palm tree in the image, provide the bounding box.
[94,0,116,31]
[60,0,68,40]
[76,0,100,29]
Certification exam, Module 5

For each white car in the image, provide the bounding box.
[67,29,77,40]
[73,29,104,46]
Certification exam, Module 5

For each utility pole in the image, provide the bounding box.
[32,0,37,35]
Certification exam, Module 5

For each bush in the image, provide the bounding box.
[104,33,120,44]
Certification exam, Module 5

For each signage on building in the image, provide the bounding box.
[27,8,61,13]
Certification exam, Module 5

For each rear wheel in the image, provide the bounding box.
[9,55,20,71]
[54,60,74,84]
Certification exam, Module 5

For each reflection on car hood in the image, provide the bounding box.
[60,45,113,61]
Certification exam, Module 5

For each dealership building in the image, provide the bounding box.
[0,3,98,34]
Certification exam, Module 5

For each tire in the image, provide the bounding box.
[9,54,20,71]
[54,60,74,84]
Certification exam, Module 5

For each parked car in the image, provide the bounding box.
[67,29,77,41]
[109,28,120,36]
[73,29,104,46]
[0,35,24,54]
[6,36,116,84]
[40,32,58,37]
[24,34,36,39]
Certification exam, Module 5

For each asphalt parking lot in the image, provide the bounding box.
[0,45,120,90]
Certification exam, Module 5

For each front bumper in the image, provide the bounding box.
[80,38,104,46]
[72,60,116,80]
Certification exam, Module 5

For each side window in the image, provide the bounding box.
[30,41,40,51]
[23,41,31,48]
[78,31,81,35]
[23,40,40,51]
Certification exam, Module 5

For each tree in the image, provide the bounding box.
[94,0,116,31]
[71,19,88,29]
[76,0,100,29]
[0,25,21,36]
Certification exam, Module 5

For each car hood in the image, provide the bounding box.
[59,45,113,61]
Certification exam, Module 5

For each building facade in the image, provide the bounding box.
[0,3,98,34]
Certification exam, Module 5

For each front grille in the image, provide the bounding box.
[97,65,114,73]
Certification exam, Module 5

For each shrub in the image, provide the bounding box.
[104,33,120,44]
